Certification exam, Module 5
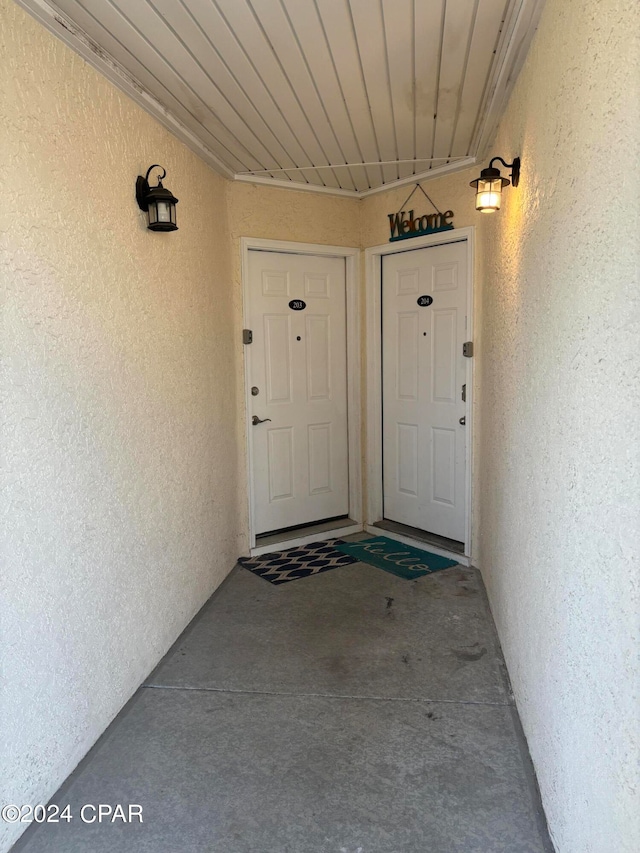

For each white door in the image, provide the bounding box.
[247,250,349,535]
[382,241,468,543]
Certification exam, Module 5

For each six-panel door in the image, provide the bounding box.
[382,241,467,543]
[248,250,349,535]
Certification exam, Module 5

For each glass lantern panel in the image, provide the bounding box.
[156,201,171,223]
[476,177,502,212]
[148,202,159,225]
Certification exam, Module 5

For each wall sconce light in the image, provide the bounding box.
[136,165,179,231]
[470,156,521,212]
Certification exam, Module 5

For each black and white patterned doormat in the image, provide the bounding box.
[238,539,357,585]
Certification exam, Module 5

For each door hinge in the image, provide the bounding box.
[243,329,253,345]
[463,341,474,358]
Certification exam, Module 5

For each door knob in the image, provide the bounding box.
[459,416,466,425]
[252,415,272,425]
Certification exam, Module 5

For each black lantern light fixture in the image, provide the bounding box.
[136,164,178,231]
[470,156,521,213]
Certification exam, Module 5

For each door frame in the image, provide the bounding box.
[364,227,475,561]
[241,237,362,554]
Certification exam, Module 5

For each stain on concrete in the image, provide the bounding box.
[327,656,349,676]
[454,583,479,596]
[421,583,445,598]
[452,643,487,662]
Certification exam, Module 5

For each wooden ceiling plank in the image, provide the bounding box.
[414,0,445,176]
[315,0,383,189]
[381,0,416,180]
[283,0,370,192]
[70,0,262,170]
[349,0,398,185]
[450,0,508,157]
[213,0,338,187]
[54,0,248,173]
[246,0,351,190]
[103,0,280,171]
[149,0,309,178]
[182,0,319,186]
[41,0,542,194]
[431,0,477,161]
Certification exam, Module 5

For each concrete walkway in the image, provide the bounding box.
[15,544,554,852]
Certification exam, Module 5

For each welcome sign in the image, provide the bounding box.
[388,208,454,242]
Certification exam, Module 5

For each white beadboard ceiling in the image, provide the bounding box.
[18,0,545,197]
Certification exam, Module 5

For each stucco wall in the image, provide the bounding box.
[1,2,241,850]
[227,182,361,249]
[473,0,640,851]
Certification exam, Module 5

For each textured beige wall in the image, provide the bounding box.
[472,1,640,851]
[227,182,361,248]
[1,3,241,850]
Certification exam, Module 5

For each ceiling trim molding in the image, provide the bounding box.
[15,0,235,179]
[357,158,477,199]
[235,156,477,199]
[233,173,359,198]
[471,0,546,158]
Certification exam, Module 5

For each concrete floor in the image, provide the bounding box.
[15,541,554,852]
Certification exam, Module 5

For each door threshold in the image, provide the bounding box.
[251,519,362,557]
[374,519,464,554]
[365,523,470,566]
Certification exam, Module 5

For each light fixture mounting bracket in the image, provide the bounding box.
[136,164,167,211]
[489,156,521,187]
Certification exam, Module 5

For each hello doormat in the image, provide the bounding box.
[334,536,458,579]
[238,539,358,585]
